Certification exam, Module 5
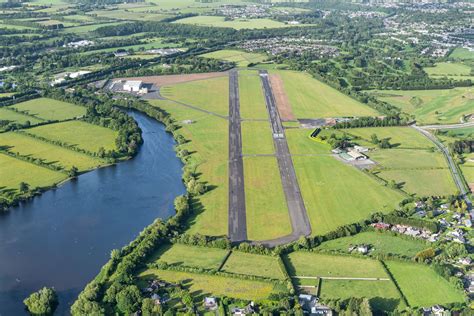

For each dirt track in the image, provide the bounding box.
[117,72,227,87]
[269,74,295,121]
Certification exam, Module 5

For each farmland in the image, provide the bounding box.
[10,98,86,121]
[174,16,290,30]
[149,244,228,270]
[341,127,435,149]
[222,251,285,280]
[0,108,44,127]
[449,47,474,60]
[201,49,267,67]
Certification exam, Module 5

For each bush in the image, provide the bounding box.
[23,287,58,315]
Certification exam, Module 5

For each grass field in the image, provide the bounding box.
[243,157,292,240]
[241,121,274,155]
[149,100,228,236]
[139,269,280,301]
[285,252,388,278]
[369,149,447,169]
[385,261,465,307]
[0,153,66,191]
[201,49,267,67]
[238,71,269,119]
[61,22,126,34]
[315,231,429,258]
[369,88,474,124]
[0,132,106,171]
[84,38,181,55]
[149,243,228,270]
[449,47,474,60]
[0,107,44,126]
[160,77,229,117]
[424,62,472,76]
[222,251,285,280]
[286,129,332,155]
[320,279,404,312]
[273,70,378,118]
[174,16,290,30]
[442,127,474,138]
[293,156,404,235]
[461,165,474,187]
[10,98,86,121]
[342,127,434,149]
[27,121,118,153]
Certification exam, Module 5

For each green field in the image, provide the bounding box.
[243,157,291,240]
[222,251,285,280]
[0,153,66,191]
[149,243,228,270]
[0,107,44,126]
[27,121,118,153]
[241,121,274,155]
[460,165,474,187]
[160,77,229,117]
[61,22,126,34]
[342,127,434,149]
[139,269,280,301]
[449,47,474,60]
[84,38,181,55]
[369,149,447,169]
[293,156,404,235]
[10,98,86,121]
[441,127,474,138]
[315,231,429,258]
[174,16,290,30]
[425,62,472,76]
[201,49,267,67]
[149,100,228,236]
[273,70,378,118]
[285,252,388,278]
[0,132,106,171]
[385,261,465,307]
[369,88,474,124]
[286,129,332,155]
[238,71,268,119]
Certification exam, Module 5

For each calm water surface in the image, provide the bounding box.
[0,111,185,315]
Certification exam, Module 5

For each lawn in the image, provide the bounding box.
[285,252,388,278]
[369,149,447,169]
[315,231,429,258]
[342,127,434,149]
[139,269,280,301]
[320,279,404,312]
[385,261,465,307]
[293,156,404,235]
[449,47,474,60]
[243,157,292,240]
[238,71,269,119]
[173,16,290,30]
[222,251,285,280]
[27,121,118,153]
[10,98,86,121]
[149,243,228,270]
[369,88,474,124]
[241,121,274,155]
[0,132,106,171]
[160,77,229,117]
[0,107,44,126]
[149,100,228,236]
[201,50,267,67]
[273,70,378,118]
[0,153,66,191]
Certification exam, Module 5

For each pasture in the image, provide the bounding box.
[342,127,434,149]
[441,127,474,138]
[315,231,429,258]
[293,156,404,235]
[222,251,285,280]
[241,121,274,155]
[449,47,474,60]
[273,70,378,118]
[369,149,447,169]
[173,16,290,30]
[0,108,44,127]
[10,98,86,121]
[139,269,280,301]
[27,121,118,153]
[238,71,268,119]
[243,157,291,240]
[424,62,472,76]
[385,261,465,307]
[201,49,267,67]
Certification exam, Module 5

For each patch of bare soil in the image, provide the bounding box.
[269,74,295,121]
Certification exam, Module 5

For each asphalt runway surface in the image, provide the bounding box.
[228,70,248,242]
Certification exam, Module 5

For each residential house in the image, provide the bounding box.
[204,297,218,311]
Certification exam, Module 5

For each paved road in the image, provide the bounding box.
[256,70,312,246]
[228,70,247,242]
[420,121,474,130]
[293,276,390,281]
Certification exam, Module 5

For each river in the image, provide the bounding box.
[0,111,185,315]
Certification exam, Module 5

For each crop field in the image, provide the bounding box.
[149,243,228,270]
[27,121,118,153]
[385,261,465,307]
[449,47,474,60]
[293,156,404,235]
[0,108,44,126]
[315,231,429,258]
[377,168,456,196]
[201,49,267,67]
[139,269,280,301]
[10,98,86,121]
[238,71,268,119]
[0,132,105,171]
[285,252,388,278]
[0,153,66,190]
[342,127,434,149]
[241,121,274,155]
[149,99,228,236]
[272,70,378,118]
[243,157,291,240]
[368,88,474,124]
[160,77,229,117]
[173,16,290,30]
[222,251,285,279]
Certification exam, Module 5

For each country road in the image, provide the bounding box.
[419,121,474,130]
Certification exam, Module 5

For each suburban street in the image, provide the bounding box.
[258,70,312,245]
[228,70,248,242]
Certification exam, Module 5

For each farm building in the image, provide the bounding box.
[347,149,367,161]
[123,80,143,92]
